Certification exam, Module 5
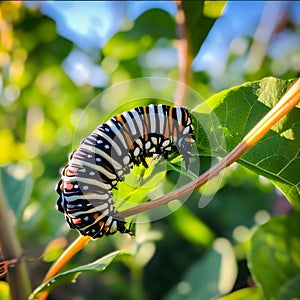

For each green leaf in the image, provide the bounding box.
[29,251,124,299]
[204,1,227,18]
[248,214,300,300]
[277,275,300,300]
[114,157,167,211]
[218,287,263,300]
[0,166,33,222]
[182,1,226,58]
[42,238,67,263]
[165,238,237,299]
[114,154,196,212]
[103,9,175,60]
[192,77,300,208]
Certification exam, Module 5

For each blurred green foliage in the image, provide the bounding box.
[248,214,300,300]
[1,2,300,300]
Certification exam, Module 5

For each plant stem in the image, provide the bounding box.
[118,78,300,219]
[37,235,91,300]
[0,177,31,300]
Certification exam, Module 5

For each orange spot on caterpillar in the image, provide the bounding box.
[99,221,105,230]
[93,213,99,220]
[64,182,74,190]
[67,167,78,175]
[72,218,82,225]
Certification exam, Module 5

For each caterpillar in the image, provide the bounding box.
[56,104,195,238]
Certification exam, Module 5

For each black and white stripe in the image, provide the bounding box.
[56,104,195,238]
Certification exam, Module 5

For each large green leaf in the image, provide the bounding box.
[248,214,300,300]
[182,1,226,58]
[192,77,300,208]
[29,251,124,299]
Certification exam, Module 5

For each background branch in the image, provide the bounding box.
[173,1,192,107]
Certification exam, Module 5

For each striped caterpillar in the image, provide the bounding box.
[56,104,195,238]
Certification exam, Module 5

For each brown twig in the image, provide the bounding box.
[173,1,192,107]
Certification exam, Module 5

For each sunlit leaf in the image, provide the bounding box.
[114,157,168,211]
[29,251,125,299]
[192,77,300,208]
[42,237,68,263]
[204,1,227,18]
[248,214,300,300]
